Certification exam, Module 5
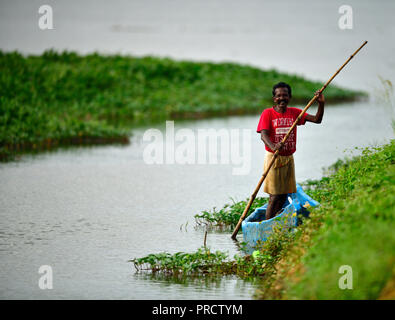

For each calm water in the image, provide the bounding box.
[0,0,394,299]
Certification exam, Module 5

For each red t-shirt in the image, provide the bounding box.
[257,107,308,156]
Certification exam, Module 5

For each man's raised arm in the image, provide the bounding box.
[305,91,325,124]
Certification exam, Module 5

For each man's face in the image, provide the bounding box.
[273,87,290,108]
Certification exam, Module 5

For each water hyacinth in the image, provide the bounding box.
[0,50,364,161]
[130,214,295,278]
[194,197,269,229]
[130,248,230,275]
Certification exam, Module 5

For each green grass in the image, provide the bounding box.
[0,50,365,160]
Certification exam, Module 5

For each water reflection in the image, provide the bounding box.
[132,272,265,300]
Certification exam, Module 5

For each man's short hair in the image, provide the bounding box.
[272,82,292,98]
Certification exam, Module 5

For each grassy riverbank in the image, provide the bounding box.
[131,140,394,299]
[258,140,395,299]
[0,50,365,161]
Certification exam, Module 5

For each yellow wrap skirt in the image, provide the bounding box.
[263,152,297,195]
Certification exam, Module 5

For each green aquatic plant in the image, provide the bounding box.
[130,246,271,277]
[194,196,269,229]
[130,213,296,278]
[130,247,231,276]
[0,50,365,160]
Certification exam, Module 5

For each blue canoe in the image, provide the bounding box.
[242,184,319,248]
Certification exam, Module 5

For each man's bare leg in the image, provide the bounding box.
[265,194,287,220]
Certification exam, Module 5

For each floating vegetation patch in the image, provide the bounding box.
[131,247,272,277]
[194,197,269,229]
[131,218,296,278]
[0,50,365,161]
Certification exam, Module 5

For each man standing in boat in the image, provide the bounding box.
[257,82,325,220]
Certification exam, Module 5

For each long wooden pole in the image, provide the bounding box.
[231,40,368,240]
